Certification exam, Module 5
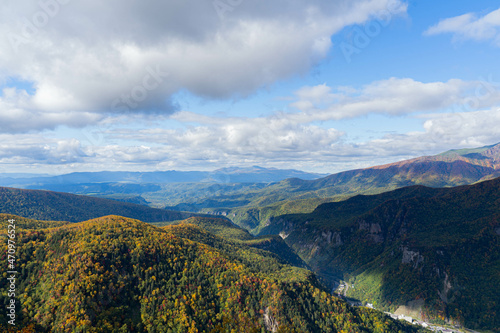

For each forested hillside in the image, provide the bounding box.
[0,215,424,332]
[163,217,308,270]
[0,214,70,232]
[0,187,200,222]
[259,177,500,331]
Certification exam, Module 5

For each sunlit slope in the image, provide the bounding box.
[260,177,500,331]
[0,215,424,332]
[155,216,308,268]
[164,217,308,269]
[159,216,255,241]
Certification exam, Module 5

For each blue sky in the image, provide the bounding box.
[0,0,500,174]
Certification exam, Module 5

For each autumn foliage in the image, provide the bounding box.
[0,215,422,332]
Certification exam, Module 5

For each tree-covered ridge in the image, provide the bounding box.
[242,235,308,269]
[161,216,255,241]
[159,216,308,268]
[0,186,201,222]
[0,215,424,332]
[163,223,309,281]
[0,214,70,233]
[261,177,500,331]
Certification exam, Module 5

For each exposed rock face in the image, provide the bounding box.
[394,299,425,321]
[359,220,370,231]
[279,231,289,239]
[401,247,424,269]
[263,307,279,332]
[438,272,452,303]
[322,231,333,243]
[322,230,343,247]
[333,232,342,246]
[273,218,295,238]
[370,223,382,234]
[359,220,384,243]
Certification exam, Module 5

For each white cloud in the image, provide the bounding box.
[354,108,500,158]
[2,72,500,173]
[425,7,500,46]
[289,78,500,121]
[2,107,500,174]
[0,88,103,133]
[112,113,344,158]
[0,0,407,133]
[99,107,500,173]
[2,0,499,174]
[0,134,86,168]
[419,109,500,147]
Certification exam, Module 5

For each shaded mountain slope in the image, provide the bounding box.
[0,215,423,332]
[259,177,500,331]
[0,187,201,222]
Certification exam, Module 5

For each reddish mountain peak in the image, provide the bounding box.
[368,143,500,171]
[482,143,500,166]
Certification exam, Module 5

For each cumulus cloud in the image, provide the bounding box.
[0,88,103,133]
[101,106,500,173]
[289,78,500,121]
[0,0,407,132]
[0,134,87,169]
[2,107,500,174]
[113,113,344,158]
[419,109,500,148]
[424,7,500,46]
[2,72,500,173]
[3,1,499,174]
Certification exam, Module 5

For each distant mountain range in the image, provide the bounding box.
[259,176,500,331]
[0,166,326,188]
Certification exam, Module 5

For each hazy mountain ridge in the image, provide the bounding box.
[259,177,500,331]
[0,166,326,188]
[2,144,499,230]
[0,167,326,212]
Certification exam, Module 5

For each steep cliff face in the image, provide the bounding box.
[260,178,500,331]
